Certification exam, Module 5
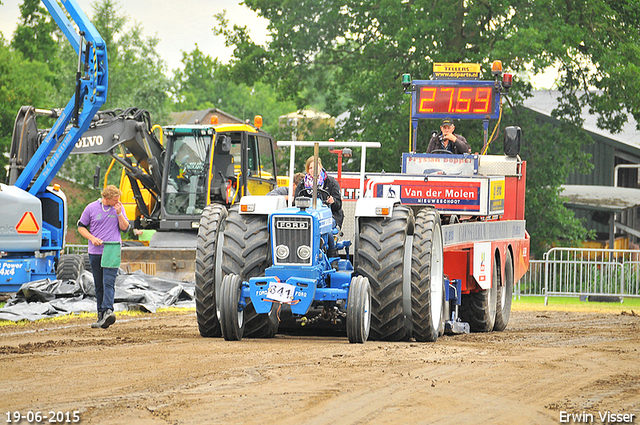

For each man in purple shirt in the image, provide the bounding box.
[78,185,131,328]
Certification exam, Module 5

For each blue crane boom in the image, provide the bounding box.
[0,0,108,292]
[14,0,108,196]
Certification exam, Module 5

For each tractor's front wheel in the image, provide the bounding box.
[221,208,279,338]
[347,276,372,343]
[219,273,245,341]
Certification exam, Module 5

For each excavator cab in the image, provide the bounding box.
[162,126,212,219]
[223,130,278,201]
[210,134,235,204]
[157,122,278,232]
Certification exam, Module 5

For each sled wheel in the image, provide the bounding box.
[494,249,513,331]
[460,254,498,332]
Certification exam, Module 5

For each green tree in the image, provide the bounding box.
[4,0,171,186]
[507,107,595,255]
[171,46,224,111]
[172,44,297,134]
[10,0,60,64]
[0,36,57,174]
[217,0,640,256]
[91,0,170,118]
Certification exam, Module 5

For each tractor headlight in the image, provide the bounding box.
[295,197,311,209]
[297,245,311,261]
[275,244,289,260]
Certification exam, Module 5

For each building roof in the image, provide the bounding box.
[560,185,640,212]
[523,91,640,152]
[169,108,243,125]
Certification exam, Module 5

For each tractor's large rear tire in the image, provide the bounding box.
[56,254,85,282]
[356,205,413,341]
[221,208,279,338]
[460,254,498,332]
[494,249,513,331]
[411,208,445,342]
[346,276,372,344]
[219,273,245,341]
[195,204,228,337]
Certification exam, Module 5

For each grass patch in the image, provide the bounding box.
[0,306,194,328]
[0,311,96,328]
[513,295,640,314]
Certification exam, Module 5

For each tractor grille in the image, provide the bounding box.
[273,215,312,265]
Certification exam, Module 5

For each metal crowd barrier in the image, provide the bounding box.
[517,248,640,304]
[64,244,88,255]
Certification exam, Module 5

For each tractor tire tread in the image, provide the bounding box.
[356,206,412,341]
[195,204,227,337]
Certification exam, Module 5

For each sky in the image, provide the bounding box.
[0,0,558,87]
[0,0,270,72]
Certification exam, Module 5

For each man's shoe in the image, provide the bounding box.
[90,311,104,328]
[101,309,116,329]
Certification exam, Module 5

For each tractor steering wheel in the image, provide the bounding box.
[430,149,454,155]
[299,186,331,201]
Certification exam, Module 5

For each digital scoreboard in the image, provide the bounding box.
[411,80,500,120]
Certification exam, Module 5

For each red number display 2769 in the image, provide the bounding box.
[418,86,494,115]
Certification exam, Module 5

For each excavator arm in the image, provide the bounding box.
[9,106,165,222]
[71,107,165,197]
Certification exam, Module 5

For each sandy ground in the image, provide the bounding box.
[1,307,639,425]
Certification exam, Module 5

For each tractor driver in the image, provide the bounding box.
[294,156,343,258]
[426,117,471,154]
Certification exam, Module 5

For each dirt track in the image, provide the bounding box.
[1,308,639,425]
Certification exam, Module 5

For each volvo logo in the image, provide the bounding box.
[75,135,104,149]
[276,220,308,230]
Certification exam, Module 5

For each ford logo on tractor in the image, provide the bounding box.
[276,221,309,230]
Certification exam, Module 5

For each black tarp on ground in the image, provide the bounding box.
[0,270,195,322]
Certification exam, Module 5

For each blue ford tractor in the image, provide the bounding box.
[216,165,372,343]
[195,140,450,343]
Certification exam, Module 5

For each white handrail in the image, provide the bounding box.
[277,141,381,206]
